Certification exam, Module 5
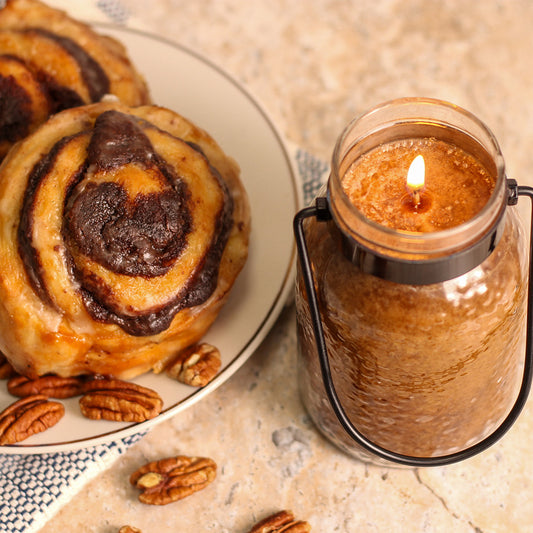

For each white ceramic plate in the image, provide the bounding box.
[0,25,300,453]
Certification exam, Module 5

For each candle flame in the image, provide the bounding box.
[407,154,425,191]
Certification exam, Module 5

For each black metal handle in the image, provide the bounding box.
[293,180,533,467]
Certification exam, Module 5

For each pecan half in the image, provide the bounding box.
[7,374,87,398]
[0,353,15,379]
[0,394,65,444]
[130,455,217,505]
[165,343,221,387]
[79,378,163,422]
[247,510,312,533]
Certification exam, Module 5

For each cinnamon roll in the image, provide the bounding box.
[0,102,250,379]
[0,0,150,160]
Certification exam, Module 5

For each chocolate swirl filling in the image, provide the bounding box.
[67,182,189,278]
[26,28,110,109]
[0,63,32,143]
[18,110,233,336]
[65,111,191,278]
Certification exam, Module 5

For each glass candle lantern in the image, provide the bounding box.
[294,97,533,467]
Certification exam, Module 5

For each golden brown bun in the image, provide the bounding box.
[0,101,250,379]
[0,0,150,159]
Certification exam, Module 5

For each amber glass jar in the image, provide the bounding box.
[295,98,528,465]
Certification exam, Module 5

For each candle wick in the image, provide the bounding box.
[413,189,421,207]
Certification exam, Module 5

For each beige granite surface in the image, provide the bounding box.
[38,1,533,532]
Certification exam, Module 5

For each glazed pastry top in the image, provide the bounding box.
[0,102,250,378]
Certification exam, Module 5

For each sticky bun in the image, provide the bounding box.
[0,0,150,160]
[0,101,250,379]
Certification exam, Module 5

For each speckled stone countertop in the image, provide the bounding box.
[39,1,533,532]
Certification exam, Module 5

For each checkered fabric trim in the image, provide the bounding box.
[0,432,145,533]
[293,148,329,206]
[95,0,130,24]
[0,0,130,21]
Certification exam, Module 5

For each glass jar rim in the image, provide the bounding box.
[329,97,508,260]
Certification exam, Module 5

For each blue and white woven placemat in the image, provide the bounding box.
[0,2,329,531]
[0,433,146,533]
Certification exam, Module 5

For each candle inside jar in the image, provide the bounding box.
[342,138,495,232]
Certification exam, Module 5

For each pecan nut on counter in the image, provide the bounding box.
[247,510,312,533]
[130,455,217,505]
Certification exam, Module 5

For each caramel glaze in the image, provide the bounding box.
[18,110,233,336]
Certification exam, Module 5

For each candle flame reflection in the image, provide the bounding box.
[407,155,425,191]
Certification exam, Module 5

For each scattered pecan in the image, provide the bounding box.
[7,374,87,398]
[118,527,142,533]
[79,378,163,422]
[247,510,312,533]
[130,455,217,505]
[0,353,15,379]
[165,343,221,387]
[0,394,65,444]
